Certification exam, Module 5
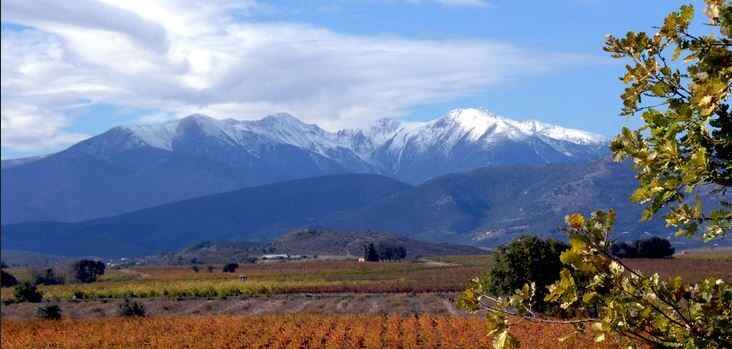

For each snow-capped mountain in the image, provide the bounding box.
[126,113,339,156]
[1,108,608,224]
[341,108,607,182]
[112,108,607,177]
[105,108,604,154]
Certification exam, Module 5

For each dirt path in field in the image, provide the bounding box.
[117,268,150,279]
[441,299,460,315]
[419,259,460,267]
[1,292,467,320]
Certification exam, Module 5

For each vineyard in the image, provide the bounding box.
[1,258,492,301]
[623,257,732,283]
[2,254,729,348]
[1,314,624,349]
[4,254,731,302]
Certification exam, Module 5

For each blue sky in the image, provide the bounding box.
[0,0,707,159]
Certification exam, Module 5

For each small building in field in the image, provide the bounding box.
[260,254,289,260]
[259,254,310,261]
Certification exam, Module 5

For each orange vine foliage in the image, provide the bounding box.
[2,314,625,348]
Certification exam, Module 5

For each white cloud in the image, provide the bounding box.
[1,103,88,153]
[1,0,583,155]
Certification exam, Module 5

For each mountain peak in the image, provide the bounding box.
[446,107,498,121]
[181,113,215,121]
[437,108,606,145]
[117,114,224,151]
[260,113,305,125]
[372,118,402,131]
[437,107,520,141]
[178,114,226,131]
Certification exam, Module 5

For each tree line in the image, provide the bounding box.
[363,243,407,262]
[610,236,675,259]
[1,259,106,303]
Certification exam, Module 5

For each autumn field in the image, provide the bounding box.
[2,253,731,303]
[0,314,625,349]
[1,257,492,302]
[675,247,732,261]
[623,257,732,283]
[2,253,730,348]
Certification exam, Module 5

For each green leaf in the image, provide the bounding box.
[492,329,519,349]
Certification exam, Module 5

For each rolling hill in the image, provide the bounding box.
[269,230,484,257]
[6,159,721,258]
[153,230,484,264]
[1,174,411,257]
[323,159,649,246]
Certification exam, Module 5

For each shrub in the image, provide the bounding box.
[72,290,86,300]
[483,236,568,312]
[376,243,407,261]
[14,282,43,303]
[363,243,407,262]
[191,266,200,273]
[364,243,379,262]
[36,304,62,320]
[636,237,675,258]
[610,241,637,258]
[222,263,239,273]
[1,269,18,287]
[33,268,65,285]
[72,260,106,283]
[118,299,145,317]
[610,237,675,258]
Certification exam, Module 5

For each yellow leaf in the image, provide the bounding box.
[492,329,518,349]
[566,213,585,228]
[609,261,624,276]
[699,95,712,106]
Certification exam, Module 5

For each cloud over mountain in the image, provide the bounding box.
[2,0,589,156]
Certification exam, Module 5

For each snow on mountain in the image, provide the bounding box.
[3,107,610,225]
[514,119,606,145]
[241,113,343,156]
[121,113,344,158]
[124,117,183,151]
[119,108,604,156]
[105,107,608,183]
[394,108,606,149]
[342,108,607,159]
[336,118,413,158]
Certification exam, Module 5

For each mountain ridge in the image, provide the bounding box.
[6,159,722,258]
[113,108,607,167]
[1,174,412,257]
[1,108,609,225]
